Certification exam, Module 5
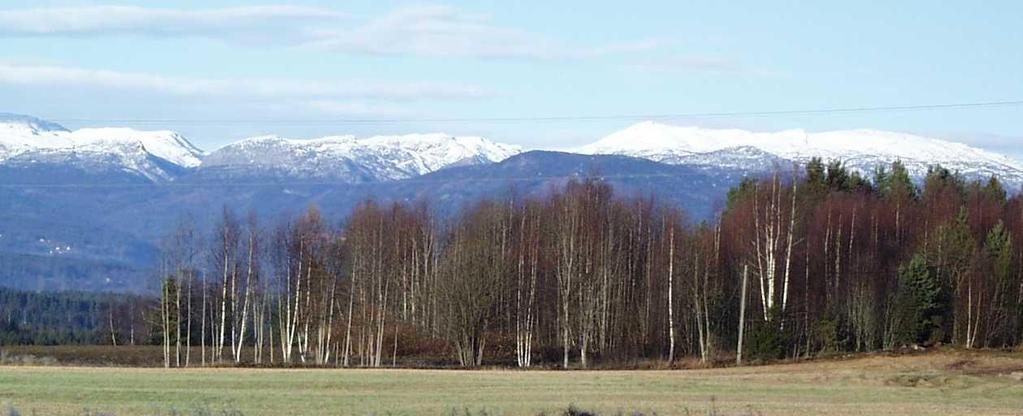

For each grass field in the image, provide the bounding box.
[2,350,1023,415]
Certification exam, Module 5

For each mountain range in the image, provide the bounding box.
[578,121,1023,184]
[1,113,1019,292]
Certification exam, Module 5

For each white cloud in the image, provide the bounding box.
[0,4,658,60]
[305,5,546,58]
[0,5,343,42]
[307,4,658,59]
[0,63,492,101]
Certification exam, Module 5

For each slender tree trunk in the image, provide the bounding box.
[201,272,207,366]
[781,182,797,316]
[162,279,171,368]
[175,274,182,367]
[666,227,676,363]
[218,231,230,362]
[108,307,117,347]
[186,272,192,367]
[737,264,749,365]
[235,231,256,363]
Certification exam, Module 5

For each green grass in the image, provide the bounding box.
[1,350,1022,415]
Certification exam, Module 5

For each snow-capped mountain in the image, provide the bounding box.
[4,113,1022,188]
[0,114,203,182]
[0,113,523,184]
[199,133,522,182]
[579,121,1023,185]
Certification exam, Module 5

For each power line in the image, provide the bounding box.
[47,99,1023,126]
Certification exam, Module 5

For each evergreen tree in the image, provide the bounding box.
[923,165,965,200]
[927,209,975,345]
[725,177,758,211]
[983,176,1007,203]
[877,160,917,201]
[806,157,828,196]
[886,254,943,347]
[983,221,1016,346]
[825,160,849,191]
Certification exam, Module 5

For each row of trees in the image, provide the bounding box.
[145,159,1023,367]
[0,287,148,345]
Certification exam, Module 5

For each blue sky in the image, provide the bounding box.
[1,1,1022,158]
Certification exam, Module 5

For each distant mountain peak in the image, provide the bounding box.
[0,115,204,182]
[579,121,1023,186]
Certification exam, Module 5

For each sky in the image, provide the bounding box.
[1,1,1022,158]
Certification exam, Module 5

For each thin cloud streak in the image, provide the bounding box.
[0,5,343,42]
[620,57,775,76]
[306,4,659,60]
[0,63,493,101]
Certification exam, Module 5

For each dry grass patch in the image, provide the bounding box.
[0,350,1021,415]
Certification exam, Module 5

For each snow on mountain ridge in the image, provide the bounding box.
[68,128,204,168]
[202,132,522,182]
[0,116,204,181]
[579,121,1023,184]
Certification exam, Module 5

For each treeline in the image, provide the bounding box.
[723,160,1022,359]
[139,159,1023,367]
[0,287,148,345]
